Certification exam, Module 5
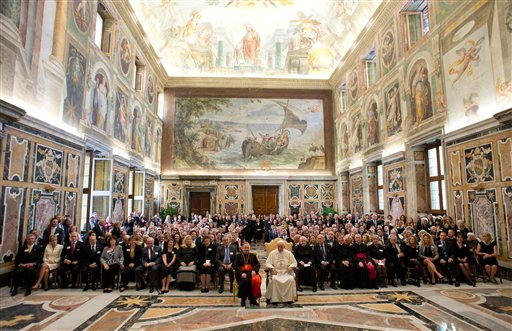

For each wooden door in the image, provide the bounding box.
[189,192,210,217]
[252,186,279,215]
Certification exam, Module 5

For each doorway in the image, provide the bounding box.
[252,186,279,215]
[189,192,211,217]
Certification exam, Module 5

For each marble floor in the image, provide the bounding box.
[0,280,510,331]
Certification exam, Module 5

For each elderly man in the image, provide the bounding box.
[294,236,317,292]
[135,237,161,293]
[216,235,236,293]
[265,239,297,304]
[12,233,42,296]
[234,242,260,306]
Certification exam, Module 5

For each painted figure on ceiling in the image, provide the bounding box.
[448,37,484,86]
[236,24,261,65]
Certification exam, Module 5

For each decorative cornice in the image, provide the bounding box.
[0,99,26,123]
[493,107,512,126]
[166,77,332,90]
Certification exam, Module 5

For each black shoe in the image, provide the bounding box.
[312,286,317,292]
[319,284,325,291]
[330,283,338,289]
[103,288,109,293]
[297,285,303,292]
[136,285,142,291]
[448,280,453,285]
[416,281,421,287]
[11,287,18,296]
[455,282,460,287]
[83,285,90,292]
[391,282,397,287]
[250,300,259,306]
[91,285,97,291]
[241,300,246,307]
[401,280,406,286]
[24,288,31,296]
[266,299,271,304]
[149,286,155,293]
[218,287,224,294]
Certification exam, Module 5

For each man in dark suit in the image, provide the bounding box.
[366,213,383,230]
[135,237,161,293]
[385,234,406,286]
[59,231,84,288]
[216,235,237,293]
[294,236,317,292]
[82,232,103,291]
[436,231,454,285]
[43,217,64,245]
[313,234,336,289]
[11,233,42,296]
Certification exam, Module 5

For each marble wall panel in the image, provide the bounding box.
[468,189,500,254]
[65,153,81,188]
[29,189,61,240]
[33,144,64,186]
[449,150,463,186]
[0,186,25,264]
[3,135,30,182]
[464,144,495,184]
[64,191,77,223]
[497,137,512,182]
[503,186,512,258]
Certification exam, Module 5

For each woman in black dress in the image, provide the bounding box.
[403,235,422,287]
[160,239,177,293]
[475,232,499,283]
[178,235,198,268]
[367,235,387,288]
[121,236,142,292]
[197,237,217,292]
[452,233,475,286]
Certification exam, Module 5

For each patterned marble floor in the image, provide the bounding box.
[0,281,510,331]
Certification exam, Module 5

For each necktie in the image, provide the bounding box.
[149,248,152,260]
[51,227,55,236]
[71,242,75,255]
[224,246,230,264]
[395,243,400,254]
[130,247,135,259]
[28,245,32,254]
[321,245,326,260]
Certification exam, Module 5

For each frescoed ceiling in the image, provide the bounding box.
[128,0,380,79]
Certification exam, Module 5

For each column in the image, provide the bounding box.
[365,162,377,213]
[51,0,68,63]
[339,172,350,213]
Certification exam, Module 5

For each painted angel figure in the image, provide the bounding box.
[448,37,485,85]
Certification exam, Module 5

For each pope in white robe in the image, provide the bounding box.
[265,240,297,303]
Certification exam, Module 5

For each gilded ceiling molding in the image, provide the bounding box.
[113,0,168,83]
[166,77,332,90]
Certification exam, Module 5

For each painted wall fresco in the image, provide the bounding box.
[380,24,397,76]
[446,129,512,259]
[171,97,325,170]
[114,89,129,144]
[63,44,87,128]
[408,59,433,128]
[384,161,406,223]
[384,82,402,137]
[442,2,497,131]
[129,0,380,78]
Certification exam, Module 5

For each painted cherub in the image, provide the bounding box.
[448,37,485,85]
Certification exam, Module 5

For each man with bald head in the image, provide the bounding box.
[294,236,317,292]
[265,240,297,304]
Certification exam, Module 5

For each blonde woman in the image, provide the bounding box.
[419,234,443,284]
[476,232,499,283]
[33,234,62,290]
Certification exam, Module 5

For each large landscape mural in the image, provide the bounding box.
[172,97,325,170]
[129,0,380,78]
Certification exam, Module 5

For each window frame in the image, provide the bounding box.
[376,161,384,213]
[401,0,429,51]
[425,142,446,214]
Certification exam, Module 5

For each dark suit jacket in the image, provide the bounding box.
[216,244,237,266]
[313,243,333,266]
[61,241,84,263]
[123,244,143,267]
[198,243,217,267]
[294,244,315,264]
[141,246,161,266]
[82,243,104,267]
[42,226,65,245]
[15,243,42,267]
[385,242,403,265]
[435,239,452,261]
